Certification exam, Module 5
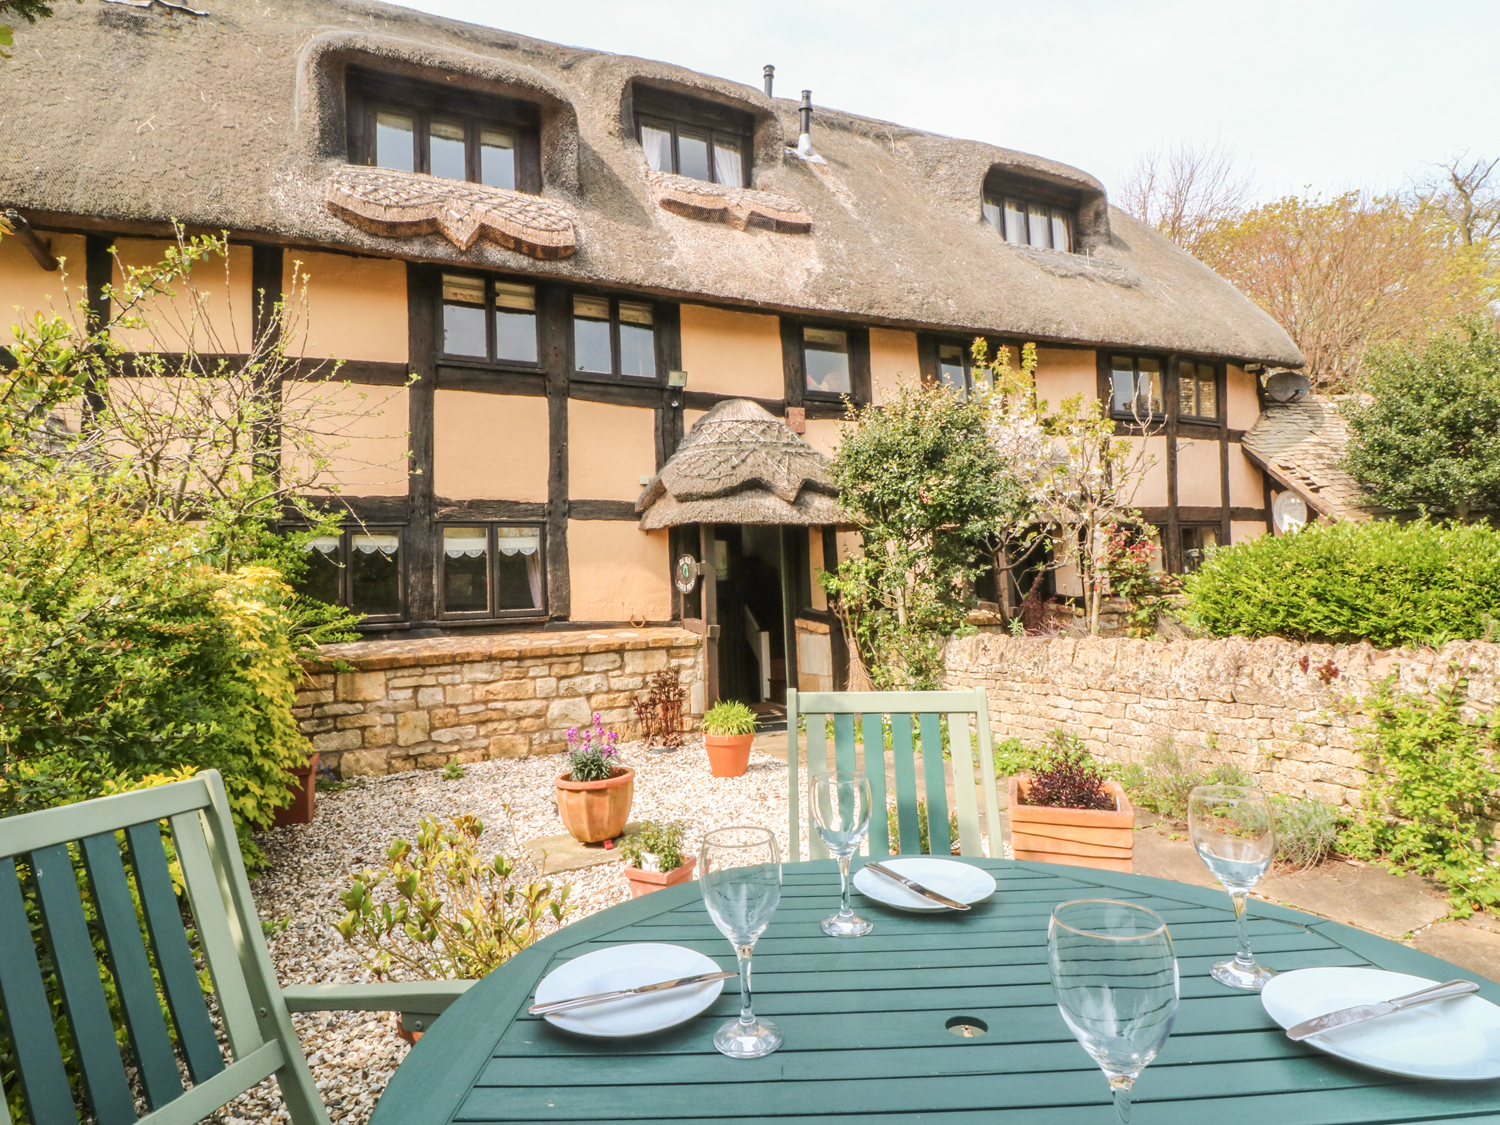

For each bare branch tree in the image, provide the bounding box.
[1117,139,1259,258]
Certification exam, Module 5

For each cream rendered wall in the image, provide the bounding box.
[1231,520,1267,544]
[111,239,253,354]
[287,251,408,363]
[434,390,548,501]
[1175,438,1224,508]
[807,528,828,612]
[1035,346,1096,408]
[1228,445,1264,511]
[1123,435,1169,508]
[281,381,409,495]
[1226,365,1261,431]
[568,522,671,621]
[869,327,919,405]
[0,234,86,341]
[802,417,846,459]
[679,304,783,400]
[570,400,656,501]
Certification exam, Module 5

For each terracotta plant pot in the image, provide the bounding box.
[555,767,635,843]
[1008,776,1134,873]
[622,855,697,898]
[272,752,320,829]
[704,733,753,778]
[395,1012,425,1045]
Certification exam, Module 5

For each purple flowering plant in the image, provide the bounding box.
[565,712,621,782]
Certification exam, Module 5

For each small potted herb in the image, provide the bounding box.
[701,700,757,777]
[1008,735,1134,872]
[618,820,695,897]
[555,713,634,844]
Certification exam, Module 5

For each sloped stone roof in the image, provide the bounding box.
[0,0,1301,366]
[1242,397,1378,521]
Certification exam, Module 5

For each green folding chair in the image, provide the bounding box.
[0,769,471,1125]
[787,688,1002,860]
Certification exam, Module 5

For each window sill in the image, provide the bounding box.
[570,370,662,387]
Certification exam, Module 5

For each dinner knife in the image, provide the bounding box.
[528,970,735,1016]
[864,861,971,911]
[1285,978,1480,1041]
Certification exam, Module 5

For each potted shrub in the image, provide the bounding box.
[702,700,756,777]
[618,820,696,897]
[1008,737,1134,872]
[555,714,634,843]
[272,750,320,828]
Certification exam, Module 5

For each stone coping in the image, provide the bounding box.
[304,627,698,673]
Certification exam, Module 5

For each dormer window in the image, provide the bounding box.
[633,85,751,188]
[983,192,1074,252]
[347,67,542,193]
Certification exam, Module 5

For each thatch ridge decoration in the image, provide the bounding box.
[637,399,846,528]
[325,166,577,258]
[647,171,812,234]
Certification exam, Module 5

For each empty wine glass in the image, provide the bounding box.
[1049,899,1179,1125]
[810,770,873,937]
[1188,784,1276,990]
[699,825,783,1058]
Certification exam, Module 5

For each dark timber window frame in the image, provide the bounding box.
[1107,353,1168,423]
[918,334,1005,400]
[780,318,871,412]
[632,84,753,188]
[345,67,543,194]
[569,292,663,384]
[438,272,542,369]
[1177,358,1225,426]
[294,525,408,625]
[438,522,548,623]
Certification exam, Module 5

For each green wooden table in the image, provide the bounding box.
[370,860,1500,1124]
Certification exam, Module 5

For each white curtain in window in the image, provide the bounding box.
[443,528,488,558]
[641,124,671,172]
[305,537,340,555]
[497,527,540,556]
[713,142,742,187]
[352,533,399,556]
[526,551,543,608]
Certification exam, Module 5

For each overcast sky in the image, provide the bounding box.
[402,0,1499,203]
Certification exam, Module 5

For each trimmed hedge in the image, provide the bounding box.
[1183,519,1500,647]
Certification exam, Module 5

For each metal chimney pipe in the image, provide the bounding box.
[763,65,774,98]
[797,90,814,158]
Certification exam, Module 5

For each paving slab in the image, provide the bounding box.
[522,822,642,876]
[1259,860,1450,939]
[1409,921,1500,985]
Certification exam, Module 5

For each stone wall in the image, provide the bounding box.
[297,628,702,777]
[944,632,1500,809]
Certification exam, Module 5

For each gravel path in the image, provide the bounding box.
[225,738,795,1124]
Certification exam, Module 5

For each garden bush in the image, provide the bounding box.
[1183,518,1500,646]
[1116,738,1253,821]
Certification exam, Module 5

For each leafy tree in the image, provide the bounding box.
[1342,318,1500,522]
[824,383,1007,689]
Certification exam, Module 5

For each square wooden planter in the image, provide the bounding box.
[1008,776,1134,873]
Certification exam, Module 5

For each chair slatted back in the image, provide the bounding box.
[0,771,329,1125]
[787,688,1001,862]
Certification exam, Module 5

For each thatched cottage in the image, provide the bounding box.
[0,0,1301,710]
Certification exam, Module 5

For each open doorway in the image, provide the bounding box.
[712,525,786,709]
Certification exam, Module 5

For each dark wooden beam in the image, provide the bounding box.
[568,499,638,521]
[434,366,545,395]
[433,499,547,522]
[700,523,719,708]
[405,263,438,624]
[1218,361,1232,547]
[779,526,799,698]
[1164,354,1181,574]
[251,244,285,478]
[653,300,682,468]
[539,282,571,620]
[84,234,112,417]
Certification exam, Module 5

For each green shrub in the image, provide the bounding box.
[992,736,1047,777]
[618,819,687,872]
[1021,734,1113,811]
[1271,793,1343,868]
[888,800,960,855]
[703,700,757,736]
[1117,739,1254,821]
[1183,518,1500,647]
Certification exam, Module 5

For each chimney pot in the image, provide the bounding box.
[763,65,774,98]
[798,90,814,157]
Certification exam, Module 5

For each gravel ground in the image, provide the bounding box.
[224,738,796,1124]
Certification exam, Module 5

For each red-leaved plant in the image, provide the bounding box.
[1022,735,1115,811]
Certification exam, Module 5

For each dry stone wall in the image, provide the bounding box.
[944,632,1500,810]
[297,628,702,777]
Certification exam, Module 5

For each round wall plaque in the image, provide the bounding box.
[674,554,701,593]
[1273,491,1309,534]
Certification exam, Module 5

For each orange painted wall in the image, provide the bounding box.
[285,251,408,363]
[1035,346,1097,409]
[802,417,846,459]
[567,521,671,621]
[1231,520,1267,544]
[679,304,783,400]
[1122,434,1169,508]
[1228,445,1264,510]
[1226,365,1261,431]
[569,400,656,501]
[869,327,919,405]
[0,233,86,342]
[434,390,549,501]
[1175,437,1223,508]
[111,239,253,354]
[281,380,409,495]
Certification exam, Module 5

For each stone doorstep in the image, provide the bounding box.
[523,821,650,876]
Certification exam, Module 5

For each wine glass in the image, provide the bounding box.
[1049,899,1180,1125]
[1188,784,1276,990]
[810,770,873,937]
[699,825,783,1058]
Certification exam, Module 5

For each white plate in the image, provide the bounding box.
[852,857,997,912]
[533,942,726,1038]
[1261,966,1500,1081]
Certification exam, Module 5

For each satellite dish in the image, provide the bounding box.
[1265,371,1311,403]
[1273,491,1309,534]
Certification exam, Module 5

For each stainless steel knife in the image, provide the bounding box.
[528,970,735,1016]
[1285,978,1480,1041]
[864,861,971,911]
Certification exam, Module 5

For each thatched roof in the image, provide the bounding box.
[637,400,846,528]
[0,0,1301,366]
[1242,397,1378,522]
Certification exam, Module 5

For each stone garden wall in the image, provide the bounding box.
[297,628,702,777]
[944,633,1500,810]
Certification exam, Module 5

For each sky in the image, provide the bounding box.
[401,0,1500,204]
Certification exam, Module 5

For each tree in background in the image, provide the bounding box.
[1342,319,1500,522]
[1120,144,1500,391]
[824,382,1007,689]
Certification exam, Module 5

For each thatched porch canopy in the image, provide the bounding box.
[636,400,848,529]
